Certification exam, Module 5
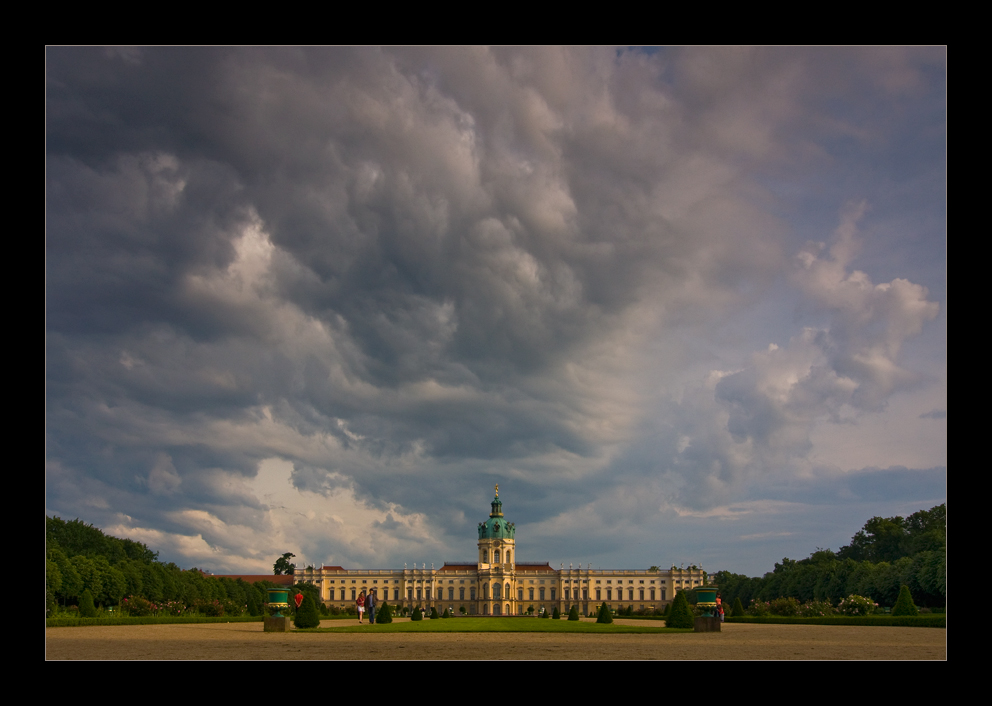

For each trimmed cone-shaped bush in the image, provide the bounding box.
[377,602,393,623]
[731,597,745,617]
[596,602,613,624]
[552,607,561,619]
[666,590,695,629]
[891,585,919,616]
[411,606,423,621]
[294,593,321,628]
[441,607,451,618]
[430,606,440,619]
[567,605,580,621]
[79,589,98,618]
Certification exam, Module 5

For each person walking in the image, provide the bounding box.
[357,590,366,623]
[368,587,377,624]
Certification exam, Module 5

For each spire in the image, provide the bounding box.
[490,493,503,517]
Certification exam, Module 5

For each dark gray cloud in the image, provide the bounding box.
[46,47,945,574]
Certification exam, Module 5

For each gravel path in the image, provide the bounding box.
[46,618,946,660]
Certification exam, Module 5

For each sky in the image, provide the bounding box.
[46,47,945,577]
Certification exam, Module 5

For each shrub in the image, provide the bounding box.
[294,593,321,629]
[552,606,561,619]
[441,607,451,618]
[667,590,695,629]
[377,602,393,624]
[746,599,770,616]
[892,585,919,616]
[411,606,423,621]
[122,595,156,617]
[798,599,835,617]
[79,589,98,618]
[837,594,877,616]
[596,602,613,624]
[731,597,745,617]
[567,605,580,621]
[769,597,800,616]
[429,606,440,619]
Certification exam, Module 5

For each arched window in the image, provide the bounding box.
[494,550,500,563]
[505,583,511,598]
[493,583,501,599]
[482,549,488,562]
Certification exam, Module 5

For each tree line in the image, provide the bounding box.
[713,504,946,609]
[46,516,283,616]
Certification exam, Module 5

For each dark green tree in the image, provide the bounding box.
[891,584,919,616]
[552,606,561,619]
[596,602,613,624]
[79,588,98,617]
[430,606,440,619]
[294,592,321,628]
[441,607,451,618]
[273,552,296,575]
[567,605,580,621]
[667,590,695,629]
[377,602,393,623]
[731,597,745,617]
[411,606,423,621]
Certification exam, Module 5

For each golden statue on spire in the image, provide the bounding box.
[495,484,499,497]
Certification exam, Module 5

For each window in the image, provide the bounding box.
[529,588,534,600]
[583,590,588,600]
[540,588,545,600]
[493,583,501,599]
[596,589,601,600]
[449,588,454,600]
[551,588,555,600]
[351,589,356,600]
[639,589,644,600]
[470,587,476,600]
[460,587,465,600]
[494,550,500,563]
[482,550,488,562]
[607,589,612,600]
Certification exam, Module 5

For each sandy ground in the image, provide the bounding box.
[46,617,945,660]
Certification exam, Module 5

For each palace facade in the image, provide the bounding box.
[293,492,706,616]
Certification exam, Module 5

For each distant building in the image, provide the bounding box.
[293,490,706,615]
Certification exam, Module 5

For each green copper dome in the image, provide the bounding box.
[478,495,515,539]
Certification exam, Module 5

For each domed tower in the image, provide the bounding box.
[477,485,516,615]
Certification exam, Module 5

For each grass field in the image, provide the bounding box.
[305,617,687,634]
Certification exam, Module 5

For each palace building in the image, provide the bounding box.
[293,490,706,616]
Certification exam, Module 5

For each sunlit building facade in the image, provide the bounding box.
[294,491,706,615]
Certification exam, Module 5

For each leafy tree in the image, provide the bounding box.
[294,592,321,628]
[596,602,613,624]
[79,589,98,617]
[891,584,919,616]
[273,552,296,575]
[567,605,580,621]
[667,590,695,629]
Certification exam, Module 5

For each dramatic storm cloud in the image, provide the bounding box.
[46,47,945,576]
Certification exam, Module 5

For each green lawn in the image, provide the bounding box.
[303,618,689,634]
